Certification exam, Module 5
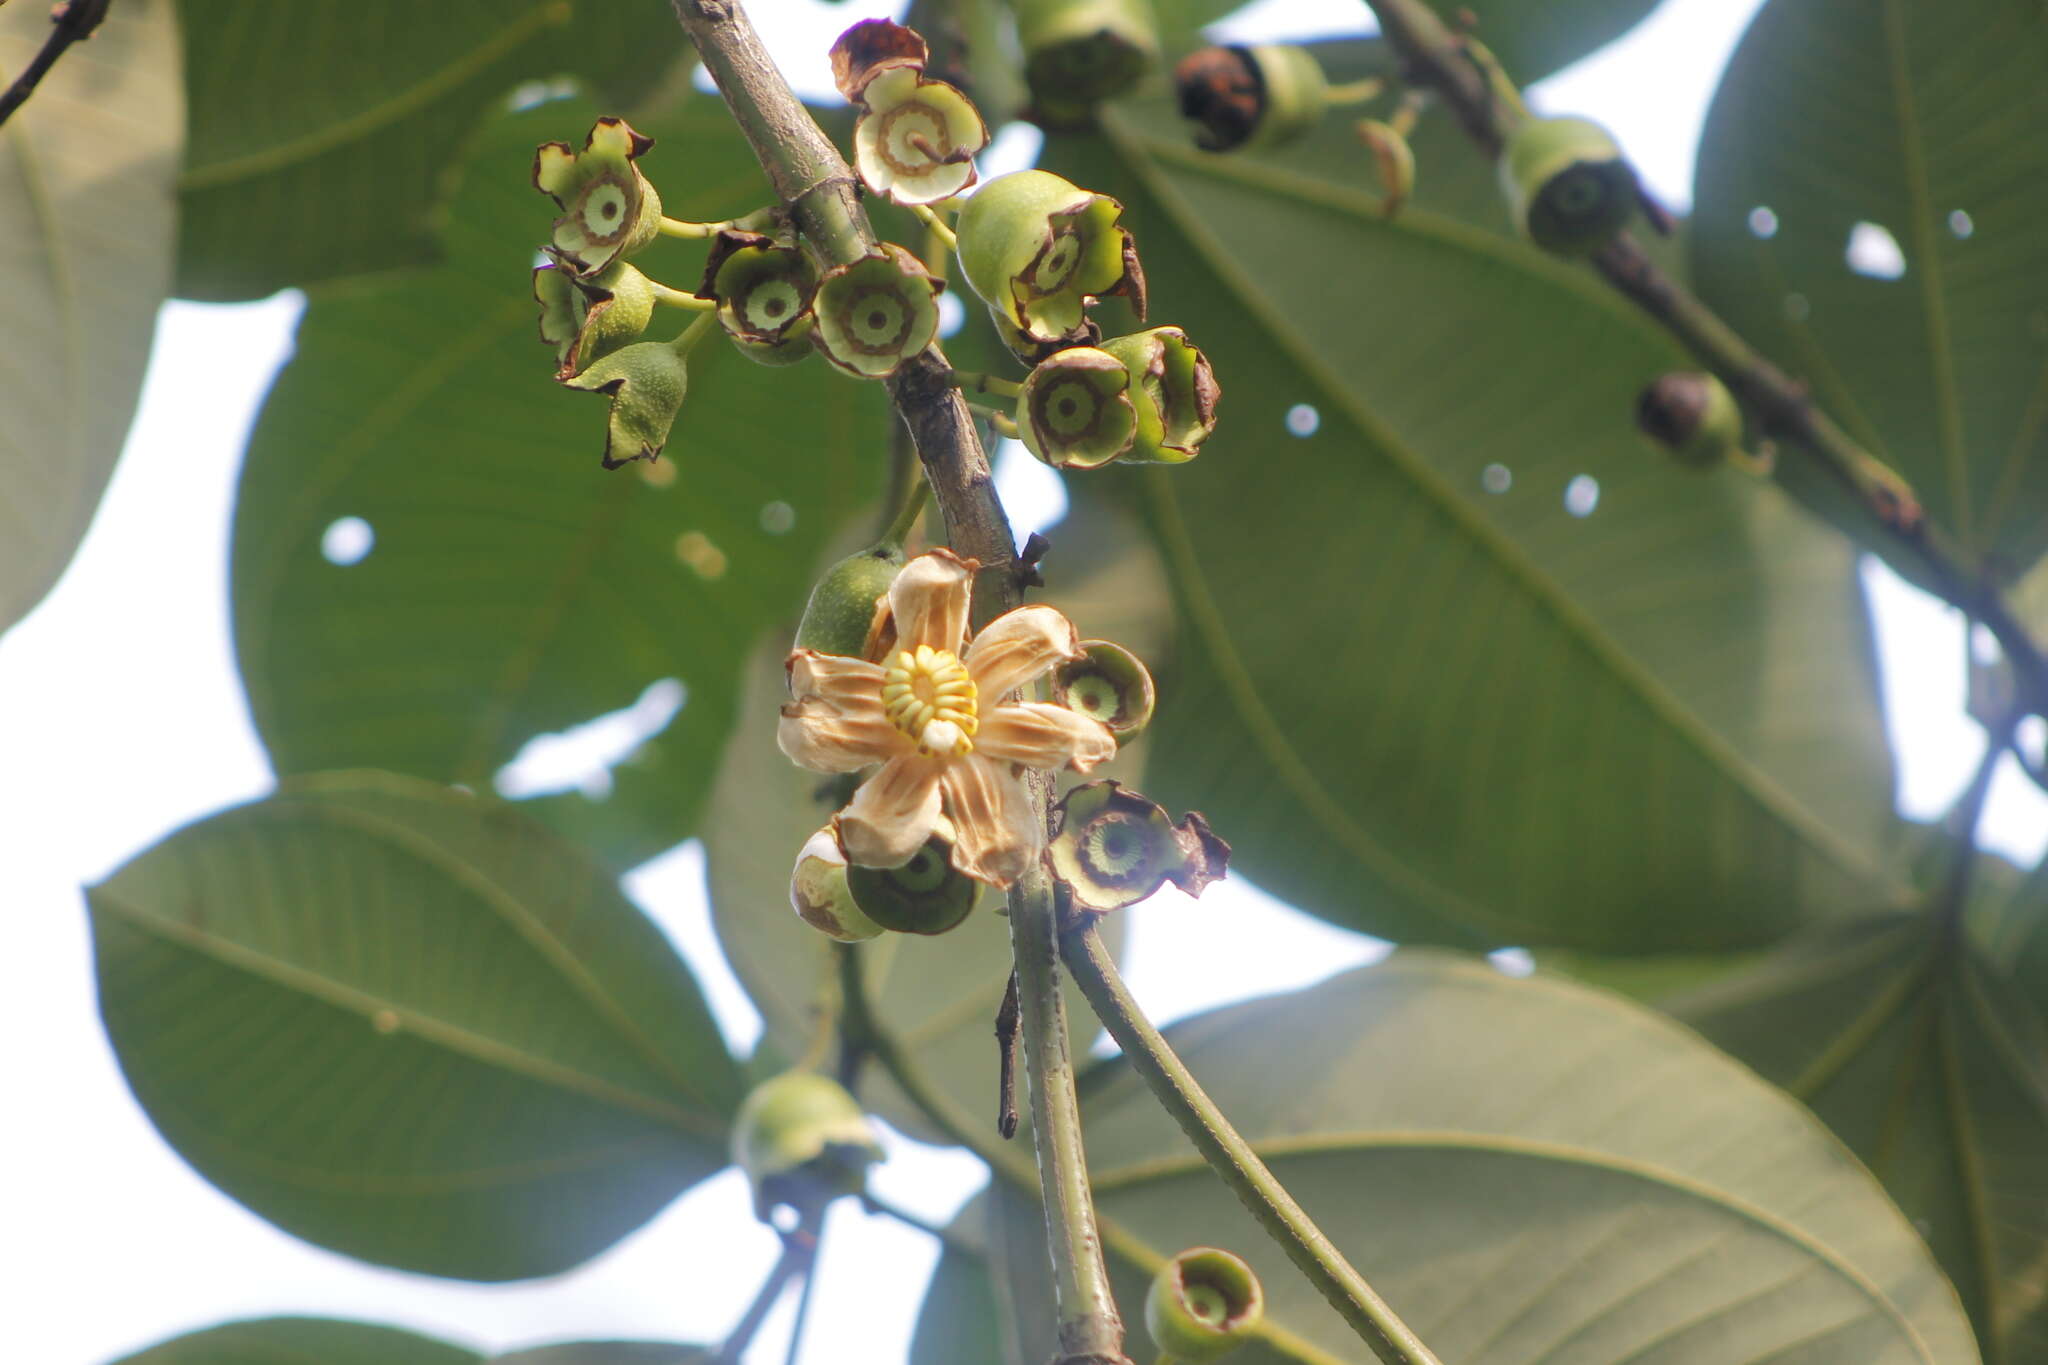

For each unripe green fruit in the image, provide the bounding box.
[731,1071,884,1222]
[796,543,906,658]
[957,170,1139,346]
[1637,371,1743,469]
[1498,115,1638,257]
[1017,0,1158,118]
[1146,1247,1263,1362]
[1054,639,1155,736]
[788,827,885,942]
[846,819,979,934]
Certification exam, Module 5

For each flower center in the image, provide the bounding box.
[1027,227,1081,297]
[1033,374,1101,437]
[578,176,632,243]
[882,644,978,756]
[840,284,911,353]
[880,102,951,174]
[743,279,802,333]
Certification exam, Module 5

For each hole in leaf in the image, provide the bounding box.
[1948,210,1974,239]
[1285,404,1319,437]
[495,678,687,801]
[760,501,796,535]
[1747,206,1778,238]
[1845,221,1906,279]
[1564,474,1600,518]
[1783,292,1811,322]
[321,517,374,565]
[1481,463,1512,494]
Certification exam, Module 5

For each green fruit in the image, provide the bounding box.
[1017,0,1158,116]
[795,543,906,658]
[731,1071,884,1222]
[788,827,886,942]
[1636,371,1743,469]
[1145,1247,1263,1362]
[846,819,979,934]
[957,170,1140,346]
[1054,639,1155,735]
[1497,115,1638,257]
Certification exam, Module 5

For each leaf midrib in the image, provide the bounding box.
[1102,115,1904,919]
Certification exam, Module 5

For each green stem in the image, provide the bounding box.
[658,211,766,239]
[650,280,718,311]
[1936,707,2020,937]
[669,310,718,357]
[1062,924,1446,1365]
[1323,76,1386,105]
[911,201,960,251]
[881,475,932,549]
[714,1219,817,1364]
[954,370,1024,400]
[1359,0,2048,719]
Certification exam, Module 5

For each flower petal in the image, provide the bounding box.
[787,649,887,711]
[940,755,1043,887]
[839,754,945,867]
[964,604,1083,697]
[778,696,904,772]
[889,548,976,652]
[977,702,1117,773]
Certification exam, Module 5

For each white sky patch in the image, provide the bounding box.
[1846,220,1907,280]
[993,437,1068,543]
[494,677,686,800]
[1206,0,1375,43]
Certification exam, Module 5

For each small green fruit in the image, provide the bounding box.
[701,230,819,368]
[731,1071,884,1222]
[1016,346,1138,469]
[1636,371,1743,469]
[957,170,1144,347]
[558,337,689,470]
[1017,0,1158,118]
[532,118,664,276]
[811,244,943,378]
[1146,1247,1264,1363]
[846,818,979,934]
[1054,639,1155,736]
[1098,326,1218,464]
[795,542,906,659]
[1174,45,1328,152]
[1050,781,1229,915]
[1498,115,1638,256]
[789,827,886,942]
[534,255,657,379]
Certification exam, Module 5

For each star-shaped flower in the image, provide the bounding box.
[779,549,1121,886]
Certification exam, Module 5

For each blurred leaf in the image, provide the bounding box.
[113,1317,481,1365]
[703,499,1155,1144]
[1673,915,2048,1362]
[87,771,740,1281]
[920,951,1980,1364]
[231,101,885,872]
[173,1,685,299]
[1530,946,1764,1005]
[1039,118,1901,952]
[490,1346,712,1364]
[0,0,180,637]
[1690,0,2048,580]
[908,1238,1006,1365]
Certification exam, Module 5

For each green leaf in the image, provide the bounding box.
[490,1346,712,1364]
[0,0,180,637]
[919,952,1980,1364]
[1689,0,2048,580]
[909,1237,1006,1365]
[87,771,740,1281]
[173,1,683,299]
[231,101,886,872]
[1672,915,2048,1363]
[702,499,1156,1145]
[112,1316,481,1364]
[1039,117,1901,952]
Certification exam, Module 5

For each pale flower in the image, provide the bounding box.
[778,549,1120,887]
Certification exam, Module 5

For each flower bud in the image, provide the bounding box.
[1356,117,1416,216]
[532,118,664,276]
[845,817,980,935]
[1050,781,1229,914]
[700,230,818,367]
[1497,115,1638,257]
[1017,0,1158,120]
[795,542,907,659]
[1146,1247,1264,1363]
[1054,640,1154,736]
[731,1071,884,1222]
[957,170,1145,348]
[1098,326,1218,463]
[1636,371,1742,470]
[1016,346,1138,469]
[789,827,886,942]
[1175,45,1328,153]
[559,338,688,469]
[534,254,656,379]
[812,244,943,378]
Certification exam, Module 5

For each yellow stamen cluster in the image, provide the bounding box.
[882,644,979,756]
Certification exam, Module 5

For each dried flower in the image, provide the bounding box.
[779,549,1121,886]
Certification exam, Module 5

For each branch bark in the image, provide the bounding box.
[1363,0,2047,720]
[0,0,113,130]
[668,5,1120,1359]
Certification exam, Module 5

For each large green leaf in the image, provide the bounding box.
[1672,916,2048,1364]
[113,1317,480,1365]
[87,771,740,1281]
[174,1,683,299]
[917,952,1979,1364]
[0,0,180,637]
[1690,0,2048,581]
[231,101,885,872]
[1038,118,1901,952]
[704,500,1158,1144]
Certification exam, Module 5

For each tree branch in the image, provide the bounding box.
[1061,924,1445,1365]
[1362,0,2047,718]
[0,0,113,130]
[669,5,1120,1358]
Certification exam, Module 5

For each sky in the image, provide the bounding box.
[4,1,2044,1361]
